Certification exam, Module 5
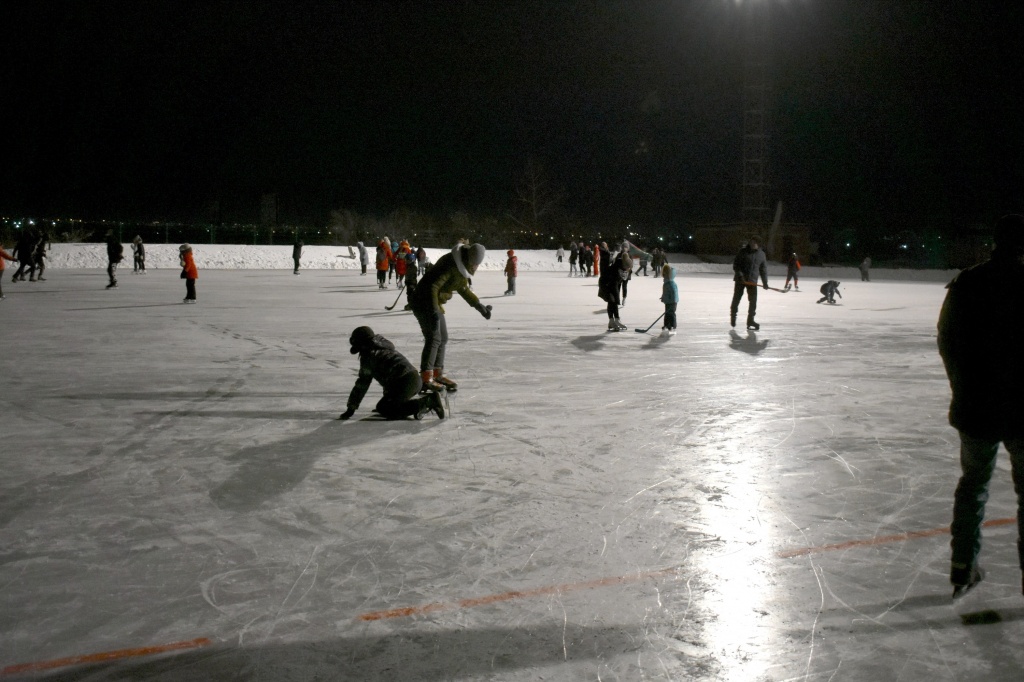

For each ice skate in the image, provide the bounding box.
[730,312,736,328]
[420,370,445,392]
[433,370,458,392]
[106,281,117,289]
[608,319,620,331]
[746,319,760,331]
[415,391,446,420]
[951,564,985,599]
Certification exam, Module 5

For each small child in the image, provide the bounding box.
[660,264,678,335]
[817,280,841,304]
[785,252,800,290]
[180,244,198,303]
[504,249,517,295]
[403,252,418,310]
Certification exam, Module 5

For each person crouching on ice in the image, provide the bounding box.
[409,242,491,392]
[339,326,445,420]
[817,280,841,304]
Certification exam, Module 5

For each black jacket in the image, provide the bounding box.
[347,335,418,410]
[938,254,1024,439]
[733,246,768,286]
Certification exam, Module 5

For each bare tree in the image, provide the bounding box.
[509,158,562,237]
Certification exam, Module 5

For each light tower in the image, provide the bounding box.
[740,1,771,232]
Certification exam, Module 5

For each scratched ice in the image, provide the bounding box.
[2,247,1024,681]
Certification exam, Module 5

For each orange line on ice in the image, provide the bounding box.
[357,566,680,621]
[1,637,212,676]
[777,517,1016,559]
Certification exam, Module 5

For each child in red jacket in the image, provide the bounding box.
[0,244,17,299]
[504,249,518,295]
[180,244,198,303]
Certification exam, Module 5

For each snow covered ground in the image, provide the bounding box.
[2,247,1021,681]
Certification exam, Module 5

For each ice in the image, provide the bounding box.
[2,247,1022,681]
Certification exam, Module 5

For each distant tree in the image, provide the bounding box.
[509,158,562,237]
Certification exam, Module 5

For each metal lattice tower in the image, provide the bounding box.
[741,3,770,231]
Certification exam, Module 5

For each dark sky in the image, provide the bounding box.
[3,1,1023,232]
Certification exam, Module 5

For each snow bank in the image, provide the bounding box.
[39,243,960,282]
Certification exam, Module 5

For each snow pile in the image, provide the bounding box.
[36,243,960,282]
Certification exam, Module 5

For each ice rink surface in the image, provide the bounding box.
[2,263,1023,681]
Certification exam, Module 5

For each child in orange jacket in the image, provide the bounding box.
[503,249,518,295]
[180,244,198,303]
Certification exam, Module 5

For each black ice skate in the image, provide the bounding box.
[951,564,985,599]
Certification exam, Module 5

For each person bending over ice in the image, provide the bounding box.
[816,280,841,304]
[339,326,445,421]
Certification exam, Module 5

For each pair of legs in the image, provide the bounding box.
[293,257,300,274]
[635,263,647,276]
[729,281,758,327]
[185,278,197,301]
[360,262,367,274]
[663,303,677,330]
[785,273,798,288]
[13,257,35,281]
[106,261,118,286]
[950,433,1024,580]
[414,307,448,374]
[505,276,516,295]
[377,269,387,288]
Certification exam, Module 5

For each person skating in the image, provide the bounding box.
[635,250,649,277]
[938,214,1024,598]
[618,242,632,306]
[105,230,123,289]
[31,230,49,281]
[292,238,303,275]
[408,242,491,392]
[568,243,578,277]
[0,243,17,299]
[338,326,445,421]
[504,249,517,295]
[375,239,391,289]
[402,252,418,310]
[10,228,37,282]
[660,264,678,335]
[859,257,871,282]
[598,242,626,331]
[180,243,198,303]
[131,236,146,274]
[729,236,769,330]
[357,241,368,275]
[785,252,801,290]
[816,280,841,304]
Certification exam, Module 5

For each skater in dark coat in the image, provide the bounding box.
[105,230,123,288]
[938,214,1024,597]
[11,228,37,282]
[816,280,841,304]
[409,243,491,392]
[785,253,800,290]
[730,236,769,329]
[339,326,445,420]
[859,257,871,282]
[292,239,303,274]
[132,236,146,273]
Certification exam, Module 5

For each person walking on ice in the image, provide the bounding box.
[729,236,769,330]
[504,249,517,295]
[338,326,445,421]
[938,213,1024,598]
[408,242,491,392]
[817,280,842,304]
[785,252,800,290]
[660,264,678,335]
[180,244,198,303]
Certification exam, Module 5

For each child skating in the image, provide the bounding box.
[817,280,841,304]
[180,244,198,303]
[660,264,678,335]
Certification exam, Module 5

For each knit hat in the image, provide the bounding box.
[455,243,486,277]
[349,326,375,354]
[994,214,1024,254]
[507,249,514,256]
[179,243,192,253]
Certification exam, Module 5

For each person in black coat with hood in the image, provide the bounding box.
[339,326,445,420]
[730,236,769,330]
[938,214,1024,597]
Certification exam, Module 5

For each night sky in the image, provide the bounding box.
[4,1,1023,232]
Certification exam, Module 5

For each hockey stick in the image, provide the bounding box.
[743,281,789,293]
[384,285,406,310]
[635,313,666,333]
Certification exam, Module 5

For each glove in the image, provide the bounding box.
[339,407,356,420]
[762,283,769,290]
[477,304,492,320]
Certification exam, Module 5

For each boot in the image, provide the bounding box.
[729,311,736,328]
[433,369,458,391]
[608,319,620,331]
[746,317,759,331]
[421,370,444,392]
[415,391,445,419]
[951,563,985,599]
[614,319,627,331]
